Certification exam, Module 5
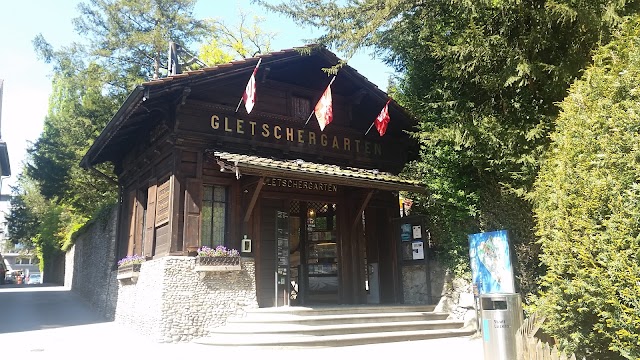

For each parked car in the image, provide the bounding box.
[27,273,42,285]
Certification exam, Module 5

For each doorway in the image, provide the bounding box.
[288,200,339,305]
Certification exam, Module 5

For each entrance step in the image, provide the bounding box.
[194,305,476,347]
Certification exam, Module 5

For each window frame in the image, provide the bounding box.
[200,184,229,249]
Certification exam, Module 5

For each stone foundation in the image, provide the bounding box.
[401,259,477,330]
[114,256,258,343]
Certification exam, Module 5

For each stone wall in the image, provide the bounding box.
[43,251,66,285]
[401,260,447,304]
[401,259,477,330]
[64,206,119,320]
[115,256,258,343]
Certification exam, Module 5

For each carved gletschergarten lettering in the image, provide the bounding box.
[264,177,338,192]
[210,114,383,156]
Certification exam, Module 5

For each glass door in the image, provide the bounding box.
[305,202,338,303]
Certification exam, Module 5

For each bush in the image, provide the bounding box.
[531,17,640,360]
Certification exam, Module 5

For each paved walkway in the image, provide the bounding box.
[0,285,484,359]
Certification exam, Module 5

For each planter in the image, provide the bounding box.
[117,263,142,283]
[195,256,241,278]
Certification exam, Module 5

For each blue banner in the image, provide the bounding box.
[468,230,515,294]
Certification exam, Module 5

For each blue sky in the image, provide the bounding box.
[0,0,393,194]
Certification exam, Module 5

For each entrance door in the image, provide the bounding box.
[303,201,338,304]
[258,199,339,307]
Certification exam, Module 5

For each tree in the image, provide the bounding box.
[25,61,121,215]
[199,10,276,65]
[258,0,640,293]
[73,0,208,81]
[17,0,279,269]
[5,181,41,248]
[531,17,640,360]
[14,0,208,268]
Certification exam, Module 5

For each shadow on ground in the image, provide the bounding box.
[0,285,109,334]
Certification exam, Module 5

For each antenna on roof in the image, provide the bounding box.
[167,41,207,77]
[168,41,181,76]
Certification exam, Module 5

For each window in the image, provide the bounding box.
[201,185,228,248]
[292,96,311,121]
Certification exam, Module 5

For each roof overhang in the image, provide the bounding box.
[210,151,425,193]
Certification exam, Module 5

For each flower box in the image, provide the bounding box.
[195,256,241,272]
[194,246,241,278]
[117,263,142,282]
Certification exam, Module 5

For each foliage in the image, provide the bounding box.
[6,181,41,248]
[259,0,640,296]
[199,9,276,65]
[13,0,279,271]
[531,17,640,360]
[197,246,239,258]
[73,0,208,81]
[117,254,146,267]
[10,0,208,268]
[25,60,120,215]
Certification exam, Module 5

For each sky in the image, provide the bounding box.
[0,0,394,195]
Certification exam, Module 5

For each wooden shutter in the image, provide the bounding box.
[183,178,203,251]
[144,179,157,258]
[126,190,137,256]
[133,190,145,256]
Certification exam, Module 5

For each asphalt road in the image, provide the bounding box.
[0,284,483,359]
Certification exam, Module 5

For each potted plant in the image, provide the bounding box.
[116,254,145,282]
[195,245,241,274]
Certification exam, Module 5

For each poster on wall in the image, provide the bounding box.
[468,230,515,294]
[401,223,412,241]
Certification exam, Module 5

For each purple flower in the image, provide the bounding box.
[117,254,146,267]
[197,245,239,257]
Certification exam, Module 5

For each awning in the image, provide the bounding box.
[209,151,425,193]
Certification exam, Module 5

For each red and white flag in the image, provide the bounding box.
[314,78,335,131]
[375,99,391,136]
[242,58,261,114]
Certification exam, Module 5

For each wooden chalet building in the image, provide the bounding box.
[81,46,424,309]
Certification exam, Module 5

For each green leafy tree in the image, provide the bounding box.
[259,0,640,293]
[531,17,640,360]
[17,0,279,270]
[73,0,208,81]
[14,0,208,268]
[199,10,276,65]
[5,182,41,248]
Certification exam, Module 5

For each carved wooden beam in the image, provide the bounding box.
[244,176,265,223]
[352,189,374,230]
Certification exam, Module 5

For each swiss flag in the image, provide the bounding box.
[375,99,391,136]
[242,59,261,114]
[314,82,333,131]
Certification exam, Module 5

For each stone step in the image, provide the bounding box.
[193,304,475,347]
[227,311,450,326]
[195,328,477,347]
[212,319,466,336]
[243,304,437,316]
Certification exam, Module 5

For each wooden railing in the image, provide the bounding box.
[517,313,585,360]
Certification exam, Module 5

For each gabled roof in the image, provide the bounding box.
[81,45,413,169]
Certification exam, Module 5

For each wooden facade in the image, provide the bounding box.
[82,46,424,307]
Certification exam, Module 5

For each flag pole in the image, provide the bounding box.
[364,121,376,136]
[304,76,336,128]
[236,58,262,113]
[365,98,392,136]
